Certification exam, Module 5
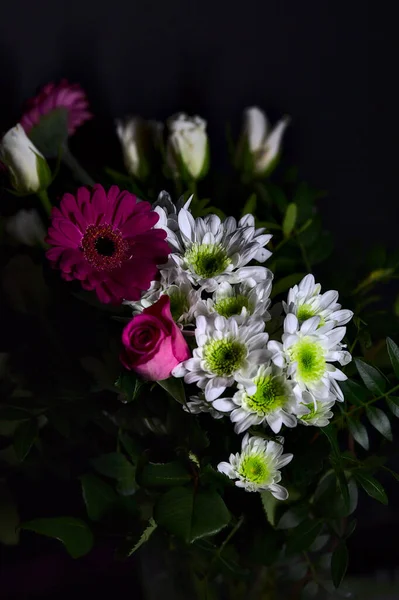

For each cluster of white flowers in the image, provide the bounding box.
[129,193,353,498]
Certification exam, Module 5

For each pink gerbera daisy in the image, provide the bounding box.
[21,79,92,136]
[46,185,170,304]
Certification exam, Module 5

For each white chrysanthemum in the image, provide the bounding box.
[125,268,201,325]
[284,274,353,328]
[217,433,293,497]
[183,395,224,419]
[161,208,272,291]
[153,190,192,235]
[172,315,269,401]
[196,276,272,324]
[296,396,336,427]
[213,364,298,434]
[268,314,351,402]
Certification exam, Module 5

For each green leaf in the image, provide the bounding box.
[345,518,357,539]
[115,372,146,403]
[0,481,20,545]
[286,519,323,554]
[331,541,349,588]
[354,472,388,504]
[21,517,93,558]
[340,380,369,406]
[127,518,157,556]
[348,419,369,450]
[157,377,186,404]
[366,406,392,441]
[267,183,288,213]
[260,491,279,527]
[387,396,399,418]
[387,337,399,378]
[13,419,38,461]
[276,505,308,530]
[270,273,306,299]
[241,193,257,217]
[140,461,191,487]
[91,452,136,496]
[80,474,117,521]
[118,431,141,461]
[282,203,297,237]
[355,359,386,395]
[154,486,230,543]
[28,108,69,157]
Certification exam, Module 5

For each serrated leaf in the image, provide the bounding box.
[80,474,117,521]
[348,419,369,450]
[366,406,392,441]
[387,396,399,418]
[387,337,399,378]
[331,541,349,588]
[260,491,279,527]
[157,377,186,404]
[271,273,306,299]
[13,419,38,461]
[282,203,297,237]
[154,486,230,543]
[140,461,191,487]
[354,471,388,504]
[21,517,93,558]
[127,518,157,556]
[355,359,386,395]
[286,519,323,554]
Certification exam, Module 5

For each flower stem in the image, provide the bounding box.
[334,381,399,426]
[62,144,95,186]
[36,189,52,216]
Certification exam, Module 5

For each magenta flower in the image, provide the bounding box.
[21,80,92,136]
[46,185,170,304]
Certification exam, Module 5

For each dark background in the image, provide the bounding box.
[1,0,398,597]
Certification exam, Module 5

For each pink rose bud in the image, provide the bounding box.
[120,295,191,381]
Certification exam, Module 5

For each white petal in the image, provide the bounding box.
[267,413,283,433]
[217,462,236,478]
[245,107,269,152]
[300,316,321,335]
[320,290,339,309]
[205,379,226,401]
[284,313,299,334]
[332,309,353,326]
[178,208,196,243]
[277,453,294,468]
[269,484,289,501]
[299,274,315,295]
[212,398,235,412]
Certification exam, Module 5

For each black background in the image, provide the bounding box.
[1,0,399,596]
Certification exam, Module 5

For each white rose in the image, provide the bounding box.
[240,107,289,176]
[167,113,209,180]
[6,209,46,247]
[116,117,162,180]
[0,124,52,194]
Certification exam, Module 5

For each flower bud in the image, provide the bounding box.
[167,113,209,181]
[0,124,52,194]
[237,107,289,178]
[116,117,162,180]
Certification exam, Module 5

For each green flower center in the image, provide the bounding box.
[185,243,231,278]
[297,304,325,327]
[239,454,270,484]
[166,289,189,322]
[290,338,325,383]
[299,402,316,421]
[203,338,246,376]
[214,295,251,318]
[244,374,289,415]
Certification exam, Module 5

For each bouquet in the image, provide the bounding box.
[1,81,398,599]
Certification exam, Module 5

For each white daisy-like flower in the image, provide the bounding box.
[153,190,192,237]
[268,314,351,402]
[284,274,353,328]
[213,364,298,434]
[296,395,336,427]
[183,395,224,419]
[217,433,293,497]
[172,315,269,401]
[162,208,272,291]
[125,268,201,325]
[196,275,272,324]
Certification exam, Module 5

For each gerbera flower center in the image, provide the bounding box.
[290,338,325,383]
[185,243,231,278]
[214,295,250,318]
[244,375,288,415]
[239,454,270,484]
[203,338,246,376]
[82,224,129,271]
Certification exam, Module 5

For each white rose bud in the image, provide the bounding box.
[116,117,162,180]
[237,107,289,177]
[0,124,52,194]
[6,209,46,247]
[167,113,209,181]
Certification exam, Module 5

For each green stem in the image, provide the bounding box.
[334,381,399,425]
[36,188,52,216]
[208,515,244,571]
[62,144,95,186]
